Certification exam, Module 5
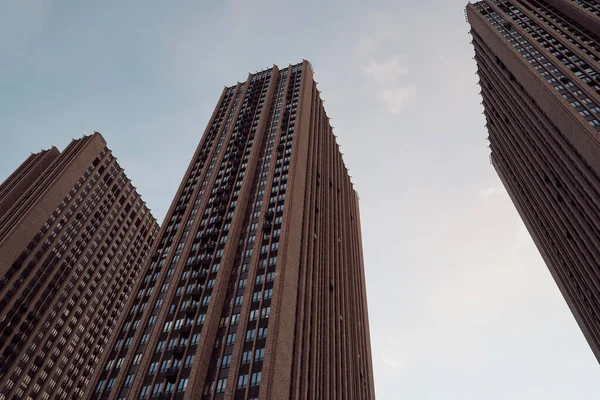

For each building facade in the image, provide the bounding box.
[88,61,376,400]
[0,133,159,399]
[467,0,600,362]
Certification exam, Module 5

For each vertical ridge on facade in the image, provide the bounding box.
[467,0,600,363]
[88,61,375,400]
[0,133,159,400]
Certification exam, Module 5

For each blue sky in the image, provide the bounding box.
[1,0,599,398]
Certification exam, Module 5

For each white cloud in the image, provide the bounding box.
[477,185,502,200]
[381,355,406,370]
[353,12,415,114]
[376,86,417,115]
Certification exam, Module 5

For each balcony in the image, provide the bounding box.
[190,286,204,302]
[186,304,199,318]
[165,367,179,382]
[193,269,207,281]
[172,345,186,357]
[180,325,192,338]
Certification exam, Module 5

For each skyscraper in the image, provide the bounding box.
[88,61,376,400]
[467,0,600,362]
[0,133,159,399]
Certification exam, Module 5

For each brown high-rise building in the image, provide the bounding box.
[467,0,600,362]
[0,133,159,400]
[88,61,376,400]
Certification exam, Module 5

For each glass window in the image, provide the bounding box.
[221,354,231,368]
[226,333,236,346]
[251,372,261,387]
[241,351,252,364]
[237,374,248,389]
[124,374,134,388]
[255,348,264,362]
[216,378,227,393]
[184,355,195,368]
[139,385,151,399]
[177,378,188,393]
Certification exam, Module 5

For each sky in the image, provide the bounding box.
[1,0,599,398]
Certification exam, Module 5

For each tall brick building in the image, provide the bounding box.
[0,133,159,399]
[88,61,376,400]
[467,0,600,362]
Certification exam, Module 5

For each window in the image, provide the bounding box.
[124,374,134,388]
[237,374,248,389]
[160,359,170,372]
[216,378,227,393]
[191,333,201,345]
[226,333,236,346]
[203,381,214,395]
[152,383,164,396]
[258,327,267,339]
[255,348,265,362]
[148,362,158,374]
[139,385,151,399]
[184,355,195,368]
[251,372,261,387]
[141,333,150,344]
[177,378,188,392]
[222,354,231,368]
[165,382,175,394]
[246,329,256,342]
[133,353,142,365]
[241,351,252,364]
[261,307,271,319]
[106,378,116,392]
[250,309,259,321]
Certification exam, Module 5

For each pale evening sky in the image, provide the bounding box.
[1,0,599,398]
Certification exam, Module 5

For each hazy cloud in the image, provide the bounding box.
[354,12,415,114]
[381,355,407,370]
[477,185,502,200]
